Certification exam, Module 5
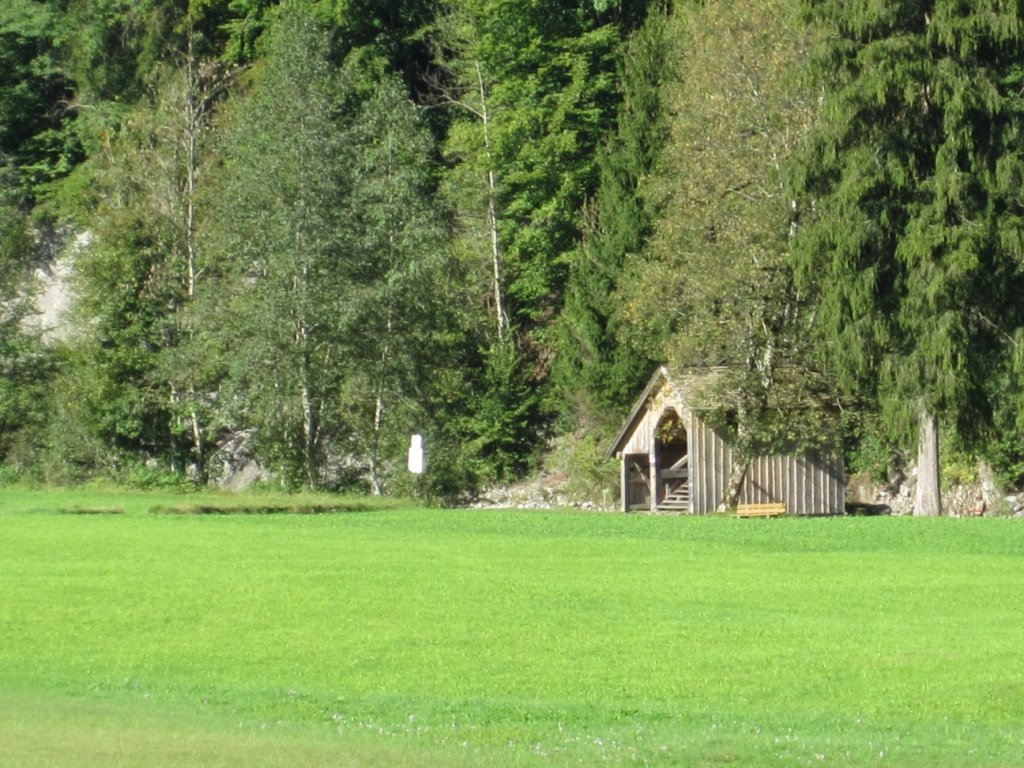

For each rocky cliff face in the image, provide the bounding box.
[24,226,86,343]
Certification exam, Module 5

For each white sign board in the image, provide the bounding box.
[408,434,425,474]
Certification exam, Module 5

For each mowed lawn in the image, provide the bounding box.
[2,488,1023,767]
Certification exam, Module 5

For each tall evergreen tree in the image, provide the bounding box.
[554,7,671,428]
[433,0,625,479]
[793,0,1024,515]
[0,0,77,198]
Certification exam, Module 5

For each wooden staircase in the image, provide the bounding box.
[657,454,690,513]
[657,482,690,512]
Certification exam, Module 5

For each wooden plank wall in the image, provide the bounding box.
[689,416,844,515]
[618,407,656,456]
[689,415,729,514]
[739,452,845,516]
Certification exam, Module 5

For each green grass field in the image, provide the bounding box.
[2,486,1023,766]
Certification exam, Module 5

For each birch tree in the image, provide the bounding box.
[623,0,822,509]
[336,69,452,494]
[203,2,350,487]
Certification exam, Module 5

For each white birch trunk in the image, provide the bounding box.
[475,61,508,341]
[718,458,749,512]
[368,306,393,496]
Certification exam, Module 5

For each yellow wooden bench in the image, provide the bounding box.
[735,502,786,518]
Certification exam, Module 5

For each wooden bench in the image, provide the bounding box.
[735,502,786,518]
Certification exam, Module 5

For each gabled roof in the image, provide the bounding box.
[606,366,672,458]
[606,365,734,458]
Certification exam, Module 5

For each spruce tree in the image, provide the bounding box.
[0,0,76,199]
[554,7,671,428]
[794,0,1024,515]
[433,0,626,480]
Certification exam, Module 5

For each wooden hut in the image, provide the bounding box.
[608,367,845,515]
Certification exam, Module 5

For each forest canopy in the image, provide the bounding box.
[1,0,1023,510]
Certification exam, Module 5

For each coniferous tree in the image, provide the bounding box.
[794,0,1024,515]
[434,0,625,480]
[554,7,671,429]
[0,0,77,199]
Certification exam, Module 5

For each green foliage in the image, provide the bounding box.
[61,0,179,101]
[112,459,200,491]
[0,167,53,470]
[331,64,460,494]
[439,0,624,325]
[460,340,537,483]
[15,0,1024,498]
[841,410,904,481]
[981,365,1024,489]
[553,8,671,427]
[985,435,1024,490]
[315,0,438,91]
[69,236,177,455]
[221,0,278,62]
[494,20,621,327]
[203,7,464,492]
[0,0,79,198]
[793,0,1024,449]
[201,1,352,487]
[621,0,826,466]
[433,0,632,481]
[543,429,620,504]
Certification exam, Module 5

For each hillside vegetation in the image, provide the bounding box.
[2,0,1023,506]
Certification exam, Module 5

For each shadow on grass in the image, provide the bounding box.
[63,507,126,515]
[844,502,892,516]
[146,503,375,515]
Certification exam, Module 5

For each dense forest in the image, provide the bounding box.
[2,0,1024,510]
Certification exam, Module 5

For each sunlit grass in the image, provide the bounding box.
[2,487,1023,766]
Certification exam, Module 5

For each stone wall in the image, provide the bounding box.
[847,463,1024,517]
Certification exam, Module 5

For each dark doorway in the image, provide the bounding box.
[655,410,689,511]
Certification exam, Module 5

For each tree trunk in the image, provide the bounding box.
[718,388,755,512]
[300,363,317,489]
[189,410,206,483]
[368,313,392,497]
[718,457,749,512]
[475,61,508,342]
[914,407,941,516]
[174,27,228,484]
[297,291,317,489]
